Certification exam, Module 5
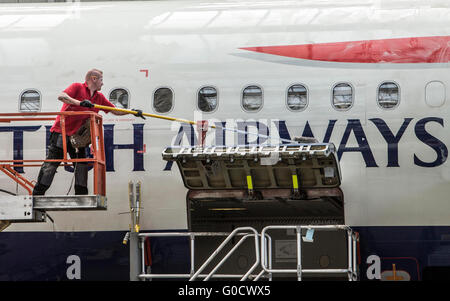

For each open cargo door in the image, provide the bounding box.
[163,143,344,230]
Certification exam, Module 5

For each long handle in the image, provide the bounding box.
[94,104,296,144]
[94,104,215,128]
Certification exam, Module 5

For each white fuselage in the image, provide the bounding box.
[1,0,450,234]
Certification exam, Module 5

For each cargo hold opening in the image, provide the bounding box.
[162,142,344,232]
[187,187,343,231]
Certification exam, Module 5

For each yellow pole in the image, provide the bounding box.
[94,104,217,128]
[94,104,296,144]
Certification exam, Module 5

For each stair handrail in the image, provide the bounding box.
[189,227,260,281]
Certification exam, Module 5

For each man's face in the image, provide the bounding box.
[92,74,103,91]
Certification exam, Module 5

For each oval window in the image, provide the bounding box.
[425,81,445,108]
[153,87,173,113]
[198,86,217,112]
[20,89,41,112]
[378,82,399,109]
[332,83,353,110]
[287,84,308,111]
[109,88,129,109]
[242,85,263,112]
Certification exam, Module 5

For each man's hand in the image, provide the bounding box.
[80,100,94,108]
[133,108,146,119]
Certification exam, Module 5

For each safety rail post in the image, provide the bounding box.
[127,181,143,281]
[129,231,141,281]
[189,233,195,277]
[260,225,358,281]
[124,181,139,281]
[0,111,106,196]
[253,234,272,281]
[353,232,358,279]
[296,226,302,281]
[61,114,68,163]
[91,114,106,196]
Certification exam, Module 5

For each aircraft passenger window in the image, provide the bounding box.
[198,86,217,112]
[242,85,263,112]
[19,89,41,112]
[425,81,445,108]
[153,87,173,113]
[332,83,353,110]
[377,82,399,109]
[287,84,308,111]
[109,88,129,109]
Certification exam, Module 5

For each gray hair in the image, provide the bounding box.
[85,69,103,82]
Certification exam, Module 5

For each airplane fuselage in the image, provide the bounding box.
[1,0,450,281]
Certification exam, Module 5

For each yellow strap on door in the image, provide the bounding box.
[246,175,253,190]
[292,174,299,189]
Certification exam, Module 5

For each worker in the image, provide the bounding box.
[32,69,144,196]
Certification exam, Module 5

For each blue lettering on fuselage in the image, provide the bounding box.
[237,121,269,145]
[369,118,413,167]
[274,120,337,143]
[0,125,40,173]
[103,123,145,172]
[163,123,197,171]
[214,121,227,146]
[0,118,447,174]
[338,119,378,167]
[413,117,448,167]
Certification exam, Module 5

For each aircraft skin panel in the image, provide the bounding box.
[0,226,449,281]
[241,36,450,64]
[1,0,450,280]
[1,1,450,230]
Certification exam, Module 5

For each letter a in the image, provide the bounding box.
[66,255,81,280]
[366,255,381,280]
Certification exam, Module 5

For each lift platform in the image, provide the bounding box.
[0,111,107,227]
[0,195,107,223]
[162,143,344,228]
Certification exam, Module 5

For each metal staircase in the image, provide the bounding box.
[127,142,358,281]
[129,225,358,281]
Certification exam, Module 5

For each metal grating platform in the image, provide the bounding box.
[33,195,107,211]
[0,195,107,223]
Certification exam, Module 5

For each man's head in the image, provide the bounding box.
[85,69,103,92]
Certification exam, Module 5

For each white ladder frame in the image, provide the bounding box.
[132,224,358,281]
[260,225,358,281]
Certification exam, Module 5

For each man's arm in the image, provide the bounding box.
[58,92,82,106]
[98,94,144,118]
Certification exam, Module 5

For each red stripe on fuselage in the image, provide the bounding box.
[240,36,450,63]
